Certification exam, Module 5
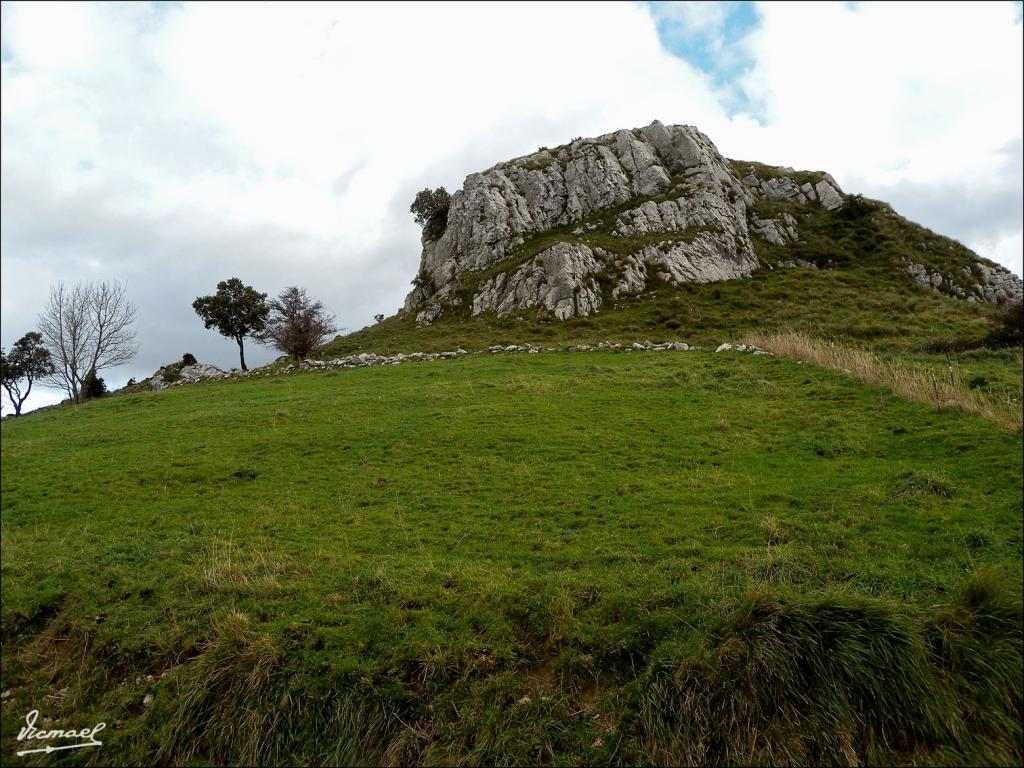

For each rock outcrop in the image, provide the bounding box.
[404,120,1020,322]
[404,121,824,321]
[149,361,225,390]
[904,259,1023,304]
[472,242,604,319]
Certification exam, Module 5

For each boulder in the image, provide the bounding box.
[416,303,442,327]
[149,360,224,390]
[814,180,844,211]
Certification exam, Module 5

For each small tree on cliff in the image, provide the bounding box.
[192,278,269,371]
[258,286,338,361]
[410,187,451,240]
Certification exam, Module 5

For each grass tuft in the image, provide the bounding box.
[155,611,423,766]
[639,578,1023,766]
[157,611,283,765]
[896,470,955,499]
[199,539,286,597]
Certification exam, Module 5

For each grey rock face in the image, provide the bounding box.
[472,242,603,320]
[776,259,818,270]
[406,122,767,319]
[631,234,756,287]
[905,261,931,288]
[750,213,799,246]
[761,176,805,201]
[971,262,1024,303]
[405,119,1019,318]
[736,172,843,208]
[149,361,225,390]
[905,259,1023,304]
[178,363,225,382]
[416,303,442,327]
[814,180,844,211]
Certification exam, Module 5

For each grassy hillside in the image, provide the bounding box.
[324,264,997,357]
[2,351,1021,765]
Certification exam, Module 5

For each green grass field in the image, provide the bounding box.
[2,350,1021,765]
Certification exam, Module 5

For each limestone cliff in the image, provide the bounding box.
[405,121,1021,324]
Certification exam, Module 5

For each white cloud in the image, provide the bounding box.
[723,2,1022,181]
[3,1,102,71]
[1,1,1021,412]
[712,0,1023,274]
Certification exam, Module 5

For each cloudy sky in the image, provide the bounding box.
[2,1,1022,412]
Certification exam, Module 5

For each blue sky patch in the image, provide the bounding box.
[647,1,761,115]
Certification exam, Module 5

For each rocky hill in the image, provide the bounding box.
[405,121,1021,326]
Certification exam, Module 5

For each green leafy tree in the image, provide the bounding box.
[0,331,54,416]
[410,187,451,240]
[81,369,108,400]
[192,278,269,371]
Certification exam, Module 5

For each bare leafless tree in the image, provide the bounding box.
[38,281,138,404]
[257,286,337,361]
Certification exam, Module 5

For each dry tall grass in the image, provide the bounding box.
[200,538,286,596]
[744,330,1023,432]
